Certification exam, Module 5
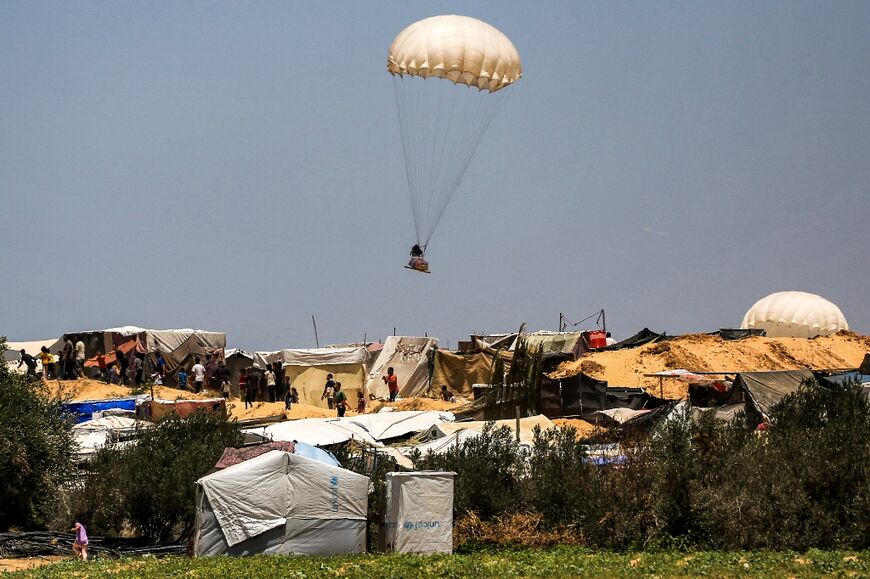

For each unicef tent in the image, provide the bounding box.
[194,451,369,556]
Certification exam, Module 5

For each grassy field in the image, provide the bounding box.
[6,547,869,578]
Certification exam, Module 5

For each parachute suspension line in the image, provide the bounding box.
[393,75,510,247]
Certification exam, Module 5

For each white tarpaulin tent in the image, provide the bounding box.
[346,410,454,441]
[194,450,369,556]
[365,336,438,399]
[384,471,456,554]
[424,415,555,446]
[253,346,371,409]
[72,416,149,460]
[245,418,382,447]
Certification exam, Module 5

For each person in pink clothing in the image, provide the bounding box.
[71,521,88,561]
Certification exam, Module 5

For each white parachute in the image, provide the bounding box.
[388,15,522,253]
[741,291,849,338]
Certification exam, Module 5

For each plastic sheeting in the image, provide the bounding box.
[347,410,454,441]
[61,398,139,424]
[195,451,369,556]
[246,418,381,447]
[431,350,499,395]
[383,471,456,554]
[425,415,554,446]
[365,336,438,399]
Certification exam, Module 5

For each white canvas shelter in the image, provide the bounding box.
[365,336,438,399]
[245,418,382,447]
[72,416,149,460]
[253,346,371,409]
[424,415,555,446]
[100,326,226,352]
[383,471,456,554]
[194,451,369,556]
[346,410,455,441]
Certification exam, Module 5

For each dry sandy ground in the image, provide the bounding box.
[551,331,870,399]
[551,418,598,437]
[43,379,463,421]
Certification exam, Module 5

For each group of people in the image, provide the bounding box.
[17,336,87,381]
[238,361,299,410]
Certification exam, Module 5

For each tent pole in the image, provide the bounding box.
[312,315,320,348]
[515,405,521,443]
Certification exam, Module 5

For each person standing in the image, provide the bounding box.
[71,520,88,561]
[63,336,75,379]
[133,354,144,386]
[238,368,248,408]
[155,352,166,381]
[107,363,120,385]
[245,366,258,408]
[38,346,53,381]
[191,357,206,393]
[75,337,86,378]
[114,346,129,386]
[321,373,336,409]
[96,353,108,383]
[273,361,285,401]
[290,387,299,405]
[264,366,277,403]
[382,367,399,402]
[334,382,348,417]
[356,390,366,414]
[177,367,189,391]
[283,377,293,409]
[215,361,231,398]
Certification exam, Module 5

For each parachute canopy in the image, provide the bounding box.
[388,15,522,248]
[740,291,848,339]
[388,14,523,92]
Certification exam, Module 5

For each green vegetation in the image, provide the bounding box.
[9,548,870,578]
[417,380,870,551]
[0,338,76,531]
[66,411,243,543]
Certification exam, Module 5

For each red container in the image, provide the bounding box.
[584,330,607,350]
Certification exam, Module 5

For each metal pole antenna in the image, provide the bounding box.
[312,315,320,348]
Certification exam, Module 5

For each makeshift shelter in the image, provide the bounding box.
[424,414,554,446]
[254,347,371,409]
[729,370,816,422]
[247,418,381,447]
[430,349,506,396]
[511,332,584,359]
[72,416,149,460]
[346,410,454,442]
[383,471,456,554]
[215,441,340,469]
[61,397,140,424]
[365,337,438,399]
[741,291,848,338]
[224,349,254,398]
[194,451,369,556]
[142,397,226,420]
[608,328,668,350]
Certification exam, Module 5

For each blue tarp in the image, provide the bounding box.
[293,440,341,468]
[61,398,138,423]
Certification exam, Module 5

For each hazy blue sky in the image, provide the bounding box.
[2,1,868,349]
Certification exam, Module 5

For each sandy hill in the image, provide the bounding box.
[551,331,870,399]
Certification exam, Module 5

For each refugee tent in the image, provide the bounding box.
[511,332,584,359]
[194,451,369,556]
[431,348,505,396]
[215,441,340,469]
[608,328,668,350]
[365,337,438,399]
[72,416,149,460]
[424,414,554,446]
[729,370,816,422]
[346,410,455,441]
[224,349,254,397]
[860,353,870,375]
[383,471,456,554]
[246,418,381,447]
[254,346,371,409]
[539,372,608,417]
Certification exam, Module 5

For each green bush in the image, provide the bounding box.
[0,337,76,531]
[70,411,243,542]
